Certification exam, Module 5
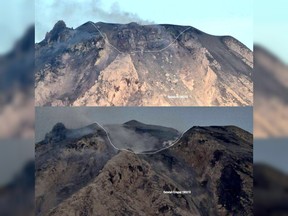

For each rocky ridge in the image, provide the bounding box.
[35,21,253,106]
[254,45,288,138]
[36,122,253,215]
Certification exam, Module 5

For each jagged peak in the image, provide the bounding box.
[53,20,67,30]
[51,122,66,133]
[44,20,69,43]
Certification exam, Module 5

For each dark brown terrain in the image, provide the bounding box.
[0,161,35,216]
[36,122,253,215]
[254,164,288,216]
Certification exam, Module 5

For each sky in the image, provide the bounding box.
[254,0,288,64]
[36,107,253,142]
[35,0,253,49]
[254,138,288,174]
[2,1,288,63]
[0,139,34,186]
[0,0,34,54]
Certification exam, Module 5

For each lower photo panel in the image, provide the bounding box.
[35,106,253,216]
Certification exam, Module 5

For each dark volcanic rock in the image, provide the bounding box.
[0,26,35,138]
[35,123,117,216]
[168,126,253,215]
[0,25,34,93]
[43,123,67,143]
[36,123,253,216]
[0,161,35,216]
[254,164,288,216]
[217,165,243,211]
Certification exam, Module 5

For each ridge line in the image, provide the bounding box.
[93,121,189,155]
[88,21,192,54]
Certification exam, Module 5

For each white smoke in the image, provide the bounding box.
[104,124,176,154]
[36,0,154,42]
[35,107,96,142]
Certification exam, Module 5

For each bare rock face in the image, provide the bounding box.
[0,161,35,216]
[254,45,288,138]
[35,21,253,106]
[36,122,253,215]
[35,123,117,216]
[0,26,35,138]
[48,152,200,216]
[73,54,145,106]
[168,126,253,215]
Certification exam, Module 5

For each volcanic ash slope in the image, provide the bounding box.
[35,21,253,106]
[36,122,253,216]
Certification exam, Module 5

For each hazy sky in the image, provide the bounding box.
[0,0,33,54]
[254,0,288,64]
[36,107,253,142]
[0,139,34,186]
[2,1,288,63]
[35,0,253,49]
[254,138,288,174]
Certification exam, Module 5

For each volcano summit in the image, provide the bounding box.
[35,21,253,106]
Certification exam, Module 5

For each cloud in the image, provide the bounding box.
[35,0,154,42]
[104,125,160,153]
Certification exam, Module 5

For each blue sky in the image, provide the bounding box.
[35,0,253,49]
[1,1,288,63]
[0,0,33,54]
[254,0,288,64]
[254,139,288,173]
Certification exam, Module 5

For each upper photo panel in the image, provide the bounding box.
[35,0,253,107]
